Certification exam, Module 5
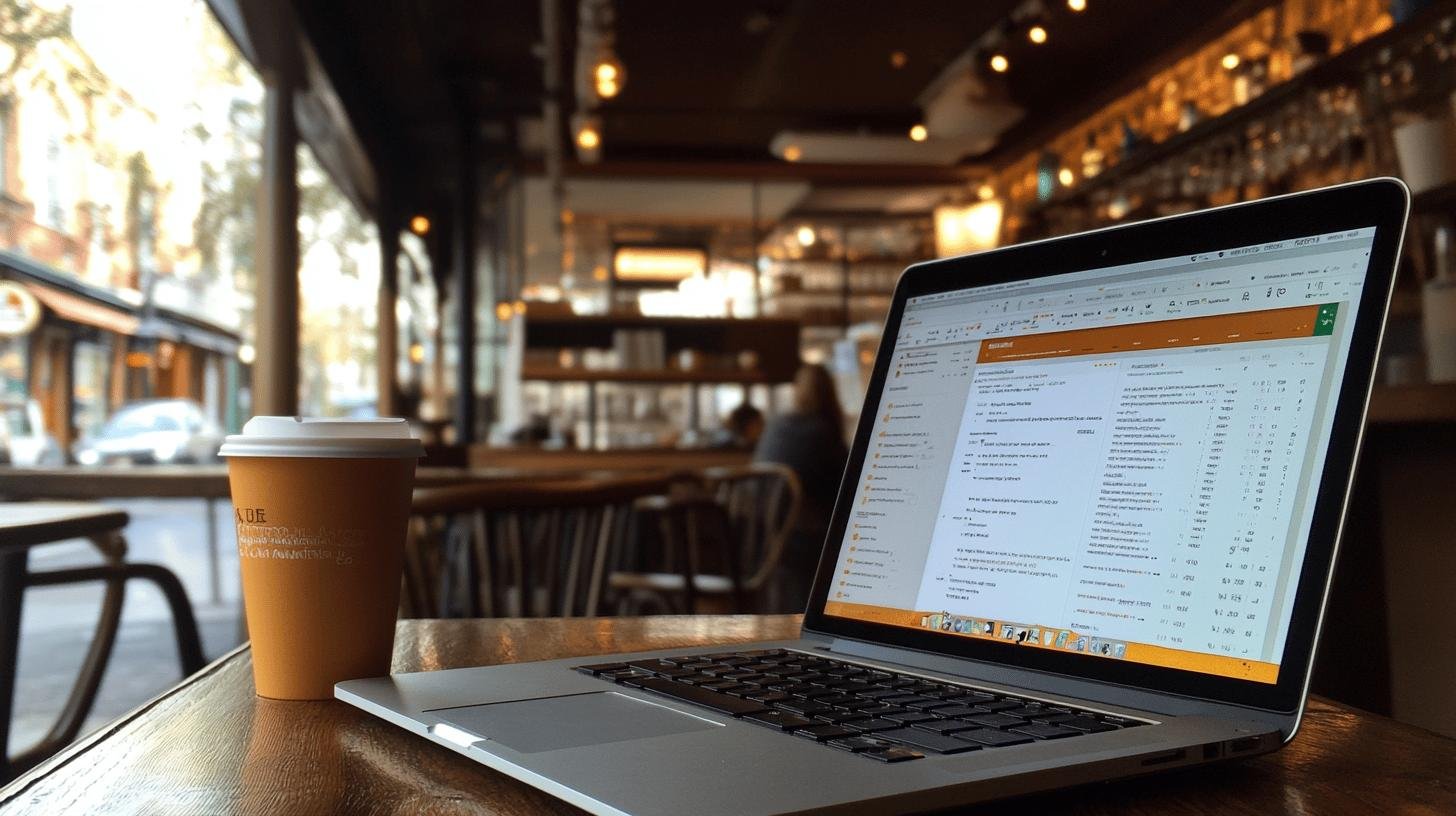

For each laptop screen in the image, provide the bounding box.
[822,226,1377,685]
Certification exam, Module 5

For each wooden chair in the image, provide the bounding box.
[0,502,204,782]
[401,474,678,618]
[609,463,802,614]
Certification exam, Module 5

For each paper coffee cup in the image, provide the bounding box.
[221,417,422,699]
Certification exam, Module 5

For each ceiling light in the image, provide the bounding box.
[909,123,928,142]
[1221,52,1240,70]
[592,51,626,100]
[614,247,706,282]
[782,144,803,162]
[512,300,527,315]
[495,302,513,321]
[989,53,1009,73]
[1028,24,1048,45]
[409,215,430,235]
[1067,0,1086,11]
[408,343,425,364]
[576,125,601,150]
[1058,167,1075,186]
[977,183,995,201]
[796,225,816,247]
[890,50,908,69]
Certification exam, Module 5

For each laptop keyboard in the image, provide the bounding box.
[575,648,1148,762]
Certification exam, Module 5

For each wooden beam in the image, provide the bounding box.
[515,158,986,185]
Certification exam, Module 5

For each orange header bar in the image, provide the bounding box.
[977,304,1320,364]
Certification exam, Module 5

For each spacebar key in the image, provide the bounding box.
[635,678,769,716]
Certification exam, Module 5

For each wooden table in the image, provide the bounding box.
[0,615,1452,815]
[0,466,587,606]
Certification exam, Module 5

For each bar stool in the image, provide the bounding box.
[0,502,205,782]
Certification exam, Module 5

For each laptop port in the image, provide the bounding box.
[1139,749,1187,767]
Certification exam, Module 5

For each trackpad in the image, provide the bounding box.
[430,691,720,754]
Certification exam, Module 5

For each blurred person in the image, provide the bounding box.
[754,363,849,609]
[709,401,765,449]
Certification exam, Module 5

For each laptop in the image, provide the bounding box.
[338,178,1409,815]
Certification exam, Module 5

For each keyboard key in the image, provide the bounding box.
[929,705,986,719]
[746,691,790,704]
[1030,712,1078,724]
[1000,706,1047,719]
[837,681,875,694]
[696,680,741,691]
[795,724,856,742]
[744,711,815,731]
[881,711,939,725]
[816,694,861,707]
[974,700,1024,713]
[1010,724,1081,740]
[1058,716,1117,733]
[574,662,628,676]
[776,701,835,718]
[860,746,924,762]
[956,728,1034,747]
[827,736,889,752]
[840,718,900,733]
[963,714,1027,729]
[1100,715,1145,728]
[634,677,769,717]
[878,727,982,754]
[814,710,869,724]
[857,688,907,700]
[911,719,979,736]
[853,705,909,718]
[884,695,938,708]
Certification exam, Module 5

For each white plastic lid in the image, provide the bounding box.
[219,416,424,459]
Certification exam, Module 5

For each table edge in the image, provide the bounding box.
[0,641,252,806]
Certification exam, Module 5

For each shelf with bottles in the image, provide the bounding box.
[994,0,1456,243]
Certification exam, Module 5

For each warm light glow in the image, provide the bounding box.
[495,301,513,321]
[782,144,803,162]
[796,225,816,247]
[576,125,601,150]
[1067,0,1086,10]
[594,62,618,84]
[1058,167,1075,186]
[990,53,1009,73]
[408,343,425,364]
[1222,52,1240,70]
[976,183,996,201]
[512,300,526,315]
[125,351,152,368]
[890,50,907,69]
[237,344,256,365]
[596,77,620,98]
[935,201,1003,257]
[613,247,707,282]
[908,123,928,142]
[560,209,575,225]
[409,215,430,235]
[592,264,609,281]
[1028,25,1048,44]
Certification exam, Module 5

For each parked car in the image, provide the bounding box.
[72,399,225,466]
[0,399,64,466]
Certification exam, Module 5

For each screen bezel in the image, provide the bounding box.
[801,178,1410,713]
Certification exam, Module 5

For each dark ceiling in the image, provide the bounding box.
[293,1,1236,213]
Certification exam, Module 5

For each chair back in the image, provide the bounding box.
[700,463,802,595]
[404,474,675,618]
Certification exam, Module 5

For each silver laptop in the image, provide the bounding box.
[338,179,1409,816]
